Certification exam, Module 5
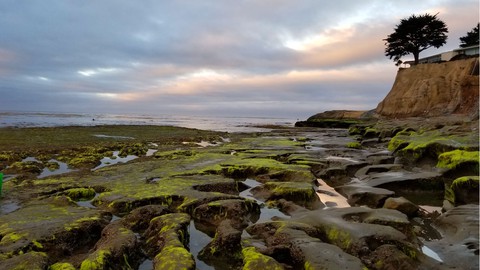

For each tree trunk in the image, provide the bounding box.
[413,51,420,65]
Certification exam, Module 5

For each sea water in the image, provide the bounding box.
[0,111,295,133]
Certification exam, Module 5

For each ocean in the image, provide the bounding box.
[0,111,297,133]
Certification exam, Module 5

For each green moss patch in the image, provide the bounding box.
[346,142,362,149]
[437,150,479,171]
[241,247,283,270]
[388,130,479,163]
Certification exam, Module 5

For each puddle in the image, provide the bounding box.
[93,134,135,139]
[0,201,20,214]
[421,245,443,262]
[239,179,289,223]
[315,178,350,208]
[93,151,138,170]
[189,221,214,270]
[138,259,153,270]
[146,149,158,156]
[183,141,221,148]
[75,193,99,209]
[38,159,73,178]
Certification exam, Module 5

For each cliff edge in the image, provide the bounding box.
[376,57,479,118]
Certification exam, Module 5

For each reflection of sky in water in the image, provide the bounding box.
[239,179,290,222]
[92,151,138,171]
[38,159,73,178]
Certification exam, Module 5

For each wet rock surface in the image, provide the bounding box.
[0,122,478,269]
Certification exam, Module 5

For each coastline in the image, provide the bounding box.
[0,118,478,269]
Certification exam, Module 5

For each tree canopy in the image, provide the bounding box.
[459,23,479,48]
[384,13,448,65]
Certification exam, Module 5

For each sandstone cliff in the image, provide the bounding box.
[376,57,479,118]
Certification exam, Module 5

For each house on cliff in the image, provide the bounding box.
[404,45,479,66]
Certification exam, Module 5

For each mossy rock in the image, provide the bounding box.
[143,213,191,257]
[445,176,479,206]
[198,220,244,269]
[67,155,101,168]
[45,161,60,171]
[119,143,148,157]
[62,187,96,201]
[192,199,260,229]
[153,246,195,270]
[49,262,76,270]
[4,161,44,174]
[346,142,362,149]
[154,149,197,159]
[363,127,380,138]
[437,150,479,175]
[80,250,111,270]
[241,247,283,270]
[0,251,48,270]
[388,130,478,165]
[259,182,319,209]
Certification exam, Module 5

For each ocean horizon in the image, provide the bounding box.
[0,111,297,133]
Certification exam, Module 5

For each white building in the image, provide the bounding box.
[404,44,479,66]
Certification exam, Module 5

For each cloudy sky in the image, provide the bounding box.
[0,1,478,119]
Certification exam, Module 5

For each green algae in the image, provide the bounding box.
[62,187,96,201]
[5,161,43,174]
[363,127,379,138]
[241,247,283,270]
[388,130,478,163]
[436,150,479,171]
[0,232,28,245]
[80,250,111,270]
[154,246,195,270]
[346,142,362,149]
[49,262,76,270]
[326,227,352,250]
[119,142,148,157]
[263,181,317,207]
[445,176,479,205]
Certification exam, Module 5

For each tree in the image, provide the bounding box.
[459,23,479,48]
[384,13,448,65]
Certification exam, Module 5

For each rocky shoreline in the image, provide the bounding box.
[0,119,478,269]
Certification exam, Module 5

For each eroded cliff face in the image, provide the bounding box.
[376,58,479,118]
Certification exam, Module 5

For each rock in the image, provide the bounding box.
[383,197,420,217]
[80,221,140,269]
[251,181,322,209]
[192,199,260,234]
[444,176,479,207]
[198,220,243,269]
[354,164,403,180]
[0,251,48,270]
[366,155,395,165]
[246,206,426,269]
[246,221,365,269]
[0,197,111,264]
[143,213,191,258]
[121,204,171,231]
[154,246,195,270]
[336,184,394,208]
[291,231,366,269]
[241,247,284,270]
[361,170,444,192]
[427,204,479,269]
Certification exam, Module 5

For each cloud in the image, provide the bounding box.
[0,0,477,119]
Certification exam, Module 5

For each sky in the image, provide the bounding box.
[0,0,478,119]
